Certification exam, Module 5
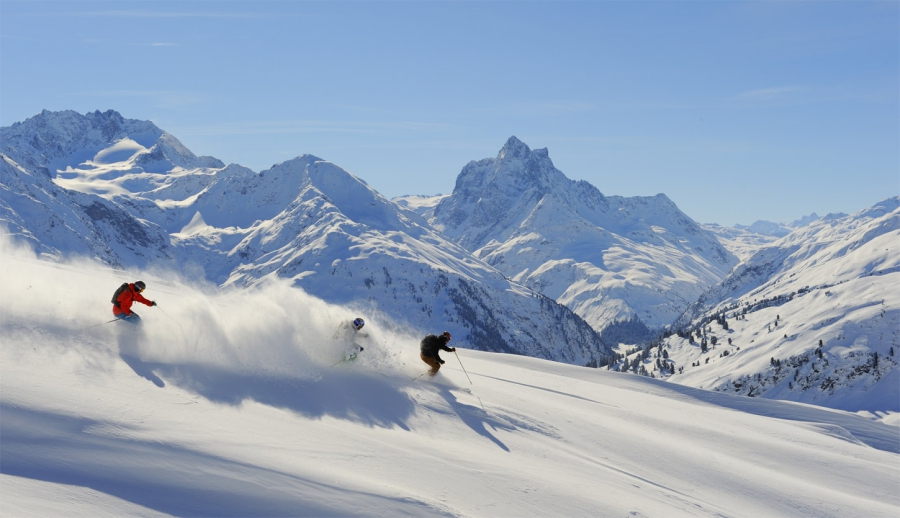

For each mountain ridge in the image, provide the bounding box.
[0,110,608,365]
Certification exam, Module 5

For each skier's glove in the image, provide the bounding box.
[151,301,157,306]
[450,348,456,352]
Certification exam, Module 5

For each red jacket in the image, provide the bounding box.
[113,283,152,316]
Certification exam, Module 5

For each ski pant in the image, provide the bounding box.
[114,312,142,325]
[420,353,441,376]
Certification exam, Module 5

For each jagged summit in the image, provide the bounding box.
[498,135,551,160]
[440,137,572,235]
[432,136,737,333]
[498,135,532,159]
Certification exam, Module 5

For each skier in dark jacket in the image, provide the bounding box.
[420,331,455,376]
[112,281,156,324]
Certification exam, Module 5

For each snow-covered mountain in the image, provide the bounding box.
[2,245,897,517]
[0,150,173,269]
[429,136,738,337]
[0,110,608,364]
[2,109,223,176]
[4,110,895,413]
[622,198,900,412]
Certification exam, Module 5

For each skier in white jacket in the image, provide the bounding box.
[332,317,366,362]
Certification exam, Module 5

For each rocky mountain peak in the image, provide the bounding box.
[498,135,532,160]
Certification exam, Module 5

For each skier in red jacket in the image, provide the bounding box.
[112,281,156,324]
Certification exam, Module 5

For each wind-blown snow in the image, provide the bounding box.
[1,239,898,517]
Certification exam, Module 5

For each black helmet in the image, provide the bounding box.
[353,318,365,330]
[440,331,451,341]
[134,281,146,292]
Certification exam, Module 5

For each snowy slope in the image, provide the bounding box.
[392,193,447,220]
[2,243,898,517]
[0,110,607,364]
[430,136,738,333]
[0,153,173,268]
[640,198,900,412]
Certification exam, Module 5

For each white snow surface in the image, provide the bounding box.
[392,193,447,220]
[700,223,780,262]
[2,241,898,518]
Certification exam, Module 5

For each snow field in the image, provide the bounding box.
[1,242,898,517]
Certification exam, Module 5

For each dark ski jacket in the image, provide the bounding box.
[112,283,152,316]
[420,334,452,362]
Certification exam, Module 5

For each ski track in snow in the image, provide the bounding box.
[2,242,898,517]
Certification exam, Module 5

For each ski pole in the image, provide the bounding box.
[454,351,485,411]
[157,305,178,320]
[411,369,430,382]
[454,350,473,385]
[88,318,121,328]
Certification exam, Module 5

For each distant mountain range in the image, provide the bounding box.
[732,212,835,238]
[1,110,606,364]
[3,109,895,411]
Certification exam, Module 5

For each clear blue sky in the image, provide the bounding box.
[1,1,897,226]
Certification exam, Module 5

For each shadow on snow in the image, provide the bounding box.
[0,405,449,517]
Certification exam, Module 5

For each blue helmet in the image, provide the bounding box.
[353,318,365,330]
